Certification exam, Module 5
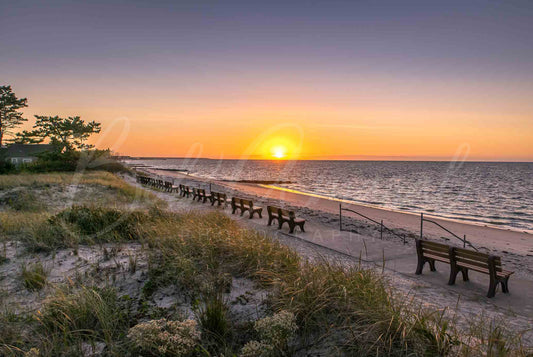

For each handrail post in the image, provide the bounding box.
[380,220,383,240]
[420,213,424,240]
[339,203,342,231]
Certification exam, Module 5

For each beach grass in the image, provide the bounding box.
[0,172,530,356]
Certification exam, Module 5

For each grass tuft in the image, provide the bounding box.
[21,262,48,291]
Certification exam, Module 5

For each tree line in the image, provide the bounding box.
[0,85,100,152]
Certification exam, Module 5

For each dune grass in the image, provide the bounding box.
[0,172,530,356]
[21,262,48,291]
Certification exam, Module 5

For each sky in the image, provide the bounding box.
[2,0,533,161]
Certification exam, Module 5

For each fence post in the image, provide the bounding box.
[339,203,342,231]
[420,213,424,240]
[380,220,383,240]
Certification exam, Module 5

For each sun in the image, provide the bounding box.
[271,145,287,159]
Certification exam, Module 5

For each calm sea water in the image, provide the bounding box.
[128,159,533,233]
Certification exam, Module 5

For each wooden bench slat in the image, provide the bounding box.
[421,249,451,260]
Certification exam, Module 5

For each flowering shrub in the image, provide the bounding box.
[240,340,274,357]
[128,319,200,356]
[254,310,298,347]
[240,311,298,356]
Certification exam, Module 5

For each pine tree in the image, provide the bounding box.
[0,85,28,147]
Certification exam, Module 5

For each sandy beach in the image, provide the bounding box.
[141,170,533,345]
[152,169,533,257]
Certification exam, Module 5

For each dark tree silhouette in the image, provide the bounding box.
[0,85,28,146]
[16,115,101,152]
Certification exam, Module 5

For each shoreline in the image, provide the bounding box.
[151,169,533,256]
[260,184,533,235]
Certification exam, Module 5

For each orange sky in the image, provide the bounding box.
[4,2,533,161]
[16,93,532,161]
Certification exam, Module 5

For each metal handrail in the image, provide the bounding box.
[339,204,408,244]
[420,213,478,251]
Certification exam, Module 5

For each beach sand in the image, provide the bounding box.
[137,170,533,345]
[153,170,533,256]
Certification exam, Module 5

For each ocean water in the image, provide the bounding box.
[127,158,533,233]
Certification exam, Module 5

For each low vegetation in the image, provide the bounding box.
[0,172,530,356]
[21,262,48,291]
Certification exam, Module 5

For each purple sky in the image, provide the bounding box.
[2,1,532,159]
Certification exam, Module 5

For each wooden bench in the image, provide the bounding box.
[415,239,514,298]
[163,181,178,192]
[267,205,280,226]
[267,205,306,233]
[231,197,262,218]
[241,199,262,218]
[415,239,453,275]
[450,247,514,298]
[192,188,199,201]
[197,189,212,203]
[210,192,228,207]
[278,208,305,233]
[182,185,191,197]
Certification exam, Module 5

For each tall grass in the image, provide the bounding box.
[1,172,530,355]
[21,262,48,291]
[21,205,171,252]
[0,171,160,204]
[35,286,128,355]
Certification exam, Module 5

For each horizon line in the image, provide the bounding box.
[120,155,533,163]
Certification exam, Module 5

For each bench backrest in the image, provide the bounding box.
[453,247,501,271]
[216,192,226,201]
[198,189,206,196]
[267,205,279,214]
[279,208,295,218]
[241,199,253,208]
[417,239,452,261]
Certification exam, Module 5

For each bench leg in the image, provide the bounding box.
[232,207,236,214]
[501,277,510,294]
[299,222,305,232]
[487,277,497,298]
[258,210,262,219]
[249,211,254,219]
[415,259,425,275]
[428,259,436,272]
[268,217,275,226]
[461,268,469,282]
[289,223,295,234]
[448,266,460,285]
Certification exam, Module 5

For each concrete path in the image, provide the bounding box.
[180,194,533,319]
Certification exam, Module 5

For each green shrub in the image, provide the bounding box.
[26,149,130,174]
[23,205,158,252]
[0,159,16,174]
[2,191,46,212]
[21,262,48,291]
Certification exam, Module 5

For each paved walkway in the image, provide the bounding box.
[173,192,533,319]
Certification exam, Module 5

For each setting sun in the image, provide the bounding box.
[271,146,287,159]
